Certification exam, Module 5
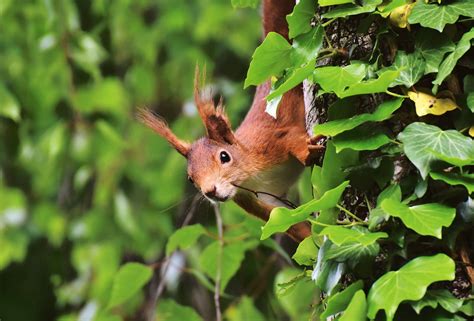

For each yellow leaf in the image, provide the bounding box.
[389,3,415,29]
[408,90,458,116]
[469,126,474,137]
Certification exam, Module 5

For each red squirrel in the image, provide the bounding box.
[139,0,323,242]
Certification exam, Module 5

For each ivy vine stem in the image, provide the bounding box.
[336,204,365,223]
[385,90,409,98]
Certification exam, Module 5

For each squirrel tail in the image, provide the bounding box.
[262,0,296,40]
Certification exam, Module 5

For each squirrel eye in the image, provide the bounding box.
[188,176,194,184]
[219,151,231,164]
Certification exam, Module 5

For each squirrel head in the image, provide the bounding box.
[138,68,250,202]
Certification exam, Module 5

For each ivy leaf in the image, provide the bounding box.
[415,30,455,74]
[286,0,316,39]
[313,64,367,96]
[266,63,314,101]
[408,0,474,32]
[320,226,388,246]
[430,171,474,194]
[321,280,364,319]
[314,98,403,136]
[398,122,474,178]
[333,125,391,152]
[407,90,458,117]
[200,240,257,291]
[325,230,381,266]
[338,70,400,98]
[292,236,318,266]
[340,290,367,321]
[244,32,292,88]
[291,25,324,66]
[381,199,456,238]
[319,0,353,6]
[108,262,153,308]
[367,254,455,321]
[322,0,383,19]
[261,181,349,240]
[389,51,425,88]
[231,0,259,8]
[434,28,474,85]
[409,289,464,314]
[312,239,346,294]
[464,75,474,112]
[166,224,207,256]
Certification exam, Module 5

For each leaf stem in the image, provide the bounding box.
[337,205,364,223]
[385,90,408,98]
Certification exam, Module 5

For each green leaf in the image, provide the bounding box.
[244,32,292,88]
[381,199,456,238]
[291,25,324,66]
[292,236,318,266]
[338,70,400,98]
[340,290,368,321]
[415,30,455,74]
[408,0,474,32]
[313,64,367,95]
[319,0,353,6]
[321,280,364,319]
[114,191,140,238]
[75,78,129,116]
[322,0,383,18]
[389,51,425,88]
[333,126,391,152]
[409,289,464,314]
[261,181,349,240]
[430,171,474,194]
[266,63,314,101]
[156,299,204,321]
[314,98,404,136]
[200,240,257,290]
[231,0,259,8]
[320,226,388,246]
[326,237,380,264]
[434,28,474,85]
[166,224,207,256]
[367,254,455,321]
[0,85,21,122]
[108,262,153,308]
[286,0,316,39]
[312,239,345,294]
[398,122,474,178]
[464,75,474,112]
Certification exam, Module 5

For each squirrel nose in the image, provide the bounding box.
[205,186,217,198]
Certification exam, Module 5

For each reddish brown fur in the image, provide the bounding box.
[139,0,322,243]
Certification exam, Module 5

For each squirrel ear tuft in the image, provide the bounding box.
[194,66,237,145]
[137,108,190,157]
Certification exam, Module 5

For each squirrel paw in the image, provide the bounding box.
[305,135,326,165]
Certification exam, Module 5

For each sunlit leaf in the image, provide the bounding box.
[261,181,349,240]
[314,99,403,136]
[320,226,388,246]
[409,289,463,314]
[286,0,316,39]
[225,296,265,321]
[367,254,455,321]
[322,0,383,18]
[313,64,367,95]
[338,70,400,98]
[433,28,474,85]
[108,263,153,308]
[156,299,204,321]
[244,32,292,88]
[333,126,391,152]
[319,0,353,6]
[381,199,456,238]
[408,0,474,32]
[321,280,364,319]
[398,122,474,178]
[292,236,318,266]
[407,90,458,116]
[0,85,20,122]
[340,290,367,321]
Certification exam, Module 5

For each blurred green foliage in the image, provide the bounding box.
[0,1,303,320]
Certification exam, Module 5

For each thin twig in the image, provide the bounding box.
[336,204,364,223]
[145,193,203,321]
[232,183,297,208]
[213,204,224,321]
